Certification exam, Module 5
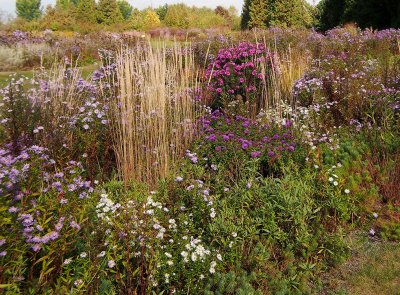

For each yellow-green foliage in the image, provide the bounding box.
[143,9,161,30]
[164,4,228,29]
[163,3,190,28]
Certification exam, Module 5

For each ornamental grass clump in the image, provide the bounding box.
[111,43,202,187]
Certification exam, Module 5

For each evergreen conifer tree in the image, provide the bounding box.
[16,0,42,21]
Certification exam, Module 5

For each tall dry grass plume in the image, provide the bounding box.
[112,42,202,187]
[254,31,311,119]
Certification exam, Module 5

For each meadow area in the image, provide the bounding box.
[0,15,400,295]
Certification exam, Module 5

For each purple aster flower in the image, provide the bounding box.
[207,134,217,142]
[48,231,59,241]
[31,244,42,252]
[70,221,81,230]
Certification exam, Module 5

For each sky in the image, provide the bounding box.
[0,0,320,18]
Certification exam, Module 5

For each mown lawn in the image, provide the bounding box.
[321,233,400,295]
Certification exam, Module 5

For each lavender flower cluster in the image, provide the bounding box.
[0,145,95,253]
[198,110,296,162]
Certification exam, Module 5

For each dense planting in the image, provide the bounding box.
[0,27,399,294]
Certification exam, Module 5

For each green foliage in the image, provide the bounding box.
[270,0,313,28]
[242,0,315,29]
[56,0,74,10]
[41,4,76,31]
[164,3,190,28]
[76,0,96,23]
[248,0,268,29]
[129,8,144,30]
[241,0,251,29]
[163,4,227,29]
[129,9,161,31]
[117,0,133,20]
[97,0,123,25]
[16,0,42,21]
[204,271,262,295]
[317,0,400,31]
[143,9,161,30]
[155,4,168,21]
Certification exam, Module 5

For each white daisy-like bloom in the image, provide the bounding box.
[344,189,350,194]
[107,260,116,268]
[209,261,217,274]
[80,252,87,258]
[333,181,338,186]
[97,251,105,257]
[216,254,222,261]
[210,208,216,218]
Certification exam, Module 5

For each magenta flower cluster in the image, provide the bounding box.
[205,42,271,99]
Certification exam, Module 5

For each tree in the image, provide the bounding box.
[241,0,314,29]
[164,4,190,28]
[241,0,251,29]
[215,6,230,20]
[155,4,168,21]
[16,0,42,21]
[117,0,133,20]
[270,0,308,27]
[143,9,161,29]
[97,0,123,25]
[76,0,96,23]
[317,0,346,31]
[317,0,400,31]
[248,0,268,28]
[56,0,70,9]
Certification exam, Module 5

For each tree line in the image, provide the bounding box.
[14,0,240,31]
[14,0,400,31]
[241,0,400,30]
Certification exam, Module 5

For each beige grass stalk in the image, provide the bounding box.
[255,34,311,120]
[32,59,84,148]
[112,42,200,187]
[44,61,83,120]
